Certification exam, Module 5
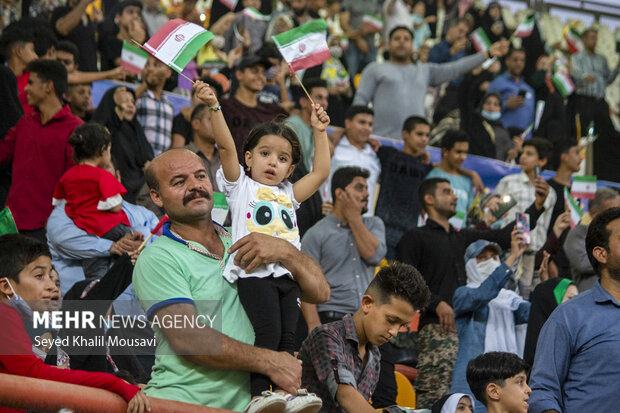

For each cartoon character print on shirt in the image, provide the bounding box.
[246,187,299,240]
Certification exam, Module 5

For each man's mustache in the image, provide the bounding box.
[183,190,211,205]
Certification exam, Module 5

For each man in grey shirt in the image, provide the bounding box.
[353,26,509,139]
[564,187,620,291]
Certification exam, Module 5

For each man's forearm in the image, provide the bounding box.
[348,216,379,260]
[280,243,330,304]
[301,302,321,332]
[55,2,89,36]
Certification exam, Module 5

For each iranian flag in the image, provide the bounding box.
[361,14,383,32]
[563,26,582,54]
[121,41,149,74]
[564,188,583,228]
[470,27,491,52]
[242,7,270,21]
[513,15,535,37]
[143,19,214,73]
[220,0,238,10]
[272,19,330,72]
[571,175,597,199]
[521,123,533,139]
[552,71,575,97]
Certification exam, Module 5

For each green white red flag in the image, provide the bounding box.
[563,26,583,54]
[470,27,491,52]
[241,7,270,21]
[121,41,149,74]
[513,16,535,37]
[362,14,383,32]
[571,175,597,199]
[272,19,330,72]
[564,187,584,228]
[143,19,214,73]
[552,71,575,97]
[221,0,238,10]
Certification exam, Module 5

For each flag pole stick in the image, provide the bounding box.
[131,39,195,84]
[294,72,315,106]
[136,233,153,253]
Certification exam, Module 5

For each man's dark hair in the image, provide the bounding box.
[243,121,302,167]
[190,76,224,99]
[0,234,51,283]
[331,166,370,202]
[27,59,68,101]
[589,188,620,215]
[0,27,34,60]
[466,352,530,406]
[388,25,414,40]
[418,177,450,210]
[366,262,430,311]
[402,116,429,133]
[440,129,469,151]
[31,25,58,58]
[449,17,469,29]
[56,40,79,63]
[68,123,112,163]
[345,105,374,121]
[586,207,620,275]
[117,0,142,15]
[191,103,209,123]
[550,138,578,170]
[582,28,597,38]
[299,77,327,104]
[522,137,553,167]
[506,47,526,59]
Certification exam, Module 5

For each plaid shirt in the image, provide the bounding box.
[494,171,556,252]
[136,90,174,156]
[299,314,381,412]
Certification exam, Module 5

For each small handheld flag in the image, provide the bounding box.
[552,71,575,97]
[563,25,583,54]
[564,187,583,229]
[513,15,535,38]
[571,176,597,200]
[137,215,169,252]
[0,207,18,235]
[470,27,491,52]
[121,41,149,74]
[220,0,238,10]
[272,19,330,73]
[361,14,383,32]
[241,7,270,21]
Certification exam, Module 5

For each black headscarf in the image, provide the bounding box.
[92,87,154,203]
[480,2,509,43]
[523,278,574,366]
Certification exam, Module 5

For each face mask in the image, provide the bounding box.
[329,46,343,59]
[481,110,501,121]
[476,258,501,279]
[4,277,34,321]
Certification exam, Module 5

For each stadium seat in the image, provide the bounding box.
[394,371,416,408]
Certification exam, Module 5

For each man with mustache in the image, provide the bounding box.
[132,148,330,411]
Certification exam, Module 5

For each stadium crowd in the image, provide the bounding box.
[1,0,620,412]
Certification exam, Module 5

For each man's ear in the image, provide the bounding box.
[150,189,163,208]
[360,294,375,314]
[592,246,608,267]
[539,157,548,169]
[423,193,434,209]
[191,118,200,132]
[0,277,14,298]
[486,382,501,402]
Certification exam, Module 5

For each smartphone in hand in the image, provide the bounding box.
[516,212,531,245]
[534,165,540,179]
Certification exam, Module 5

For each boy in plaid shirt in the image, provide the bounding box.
[299,263,430,412]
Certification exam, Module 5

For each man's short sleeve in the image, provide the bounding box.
[364,217,387,265]
[133,240,194,318]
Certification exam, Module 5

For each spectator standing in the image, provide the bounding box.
[382,0,413,45]
[487,48,535,131]
[375,116,433,259]
[353,26,508,139]
[1,28,38,115]
[98,0,145,71]
[546,140,582,235]
[51,0,99,72]
[141,0,168,36]
[396,177,547,408]
[529,207,620,413]
[135,55,174,156]
[339,0,381,78]
[322,106,381,215]
[563,188,620,291]
[0,59,82,242]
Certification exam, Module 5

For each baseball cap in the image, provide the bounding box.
[464,240,502,263]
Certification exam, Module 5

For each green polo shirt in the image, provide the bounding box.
[133,233,254,411]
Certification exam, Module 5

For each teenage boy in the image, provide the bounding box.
[466,352,531,413]
[299,262,430,413]
[494,138,556,299]
[426,130,475,229]
[547,140,583,234]
[375,116,432,259]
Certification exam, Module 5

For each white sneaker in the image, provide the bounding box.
[244,391,287,413]
[283,389,323,413]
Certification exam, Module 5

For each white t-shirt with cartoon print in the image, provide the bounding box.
[216,165,301,283]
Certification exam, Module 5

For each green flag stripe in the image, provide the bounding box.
[272,19,328,47]
[170,30,215,73]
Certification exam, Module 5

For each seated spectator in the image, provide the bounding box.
[0,233,150,413]
[135,55,174,156]
[494,138,556,299]
[522,277,577,368]
[322,106,381,215]
[375,116,433,259]
[65,82,92,121]
[98,0,146,71]
[51,0,99,72]
[487,48,535,132]
[546,140,582,235]
[47,158,156,295]
[462,92,513,162]
[564,187,620,291]
[53,123,133,279]
[0,59,83,242]
[466,352,531,413]
[299,262,430,413]
[428,18,468,64]
[92,86,154,203]
[431,393,475,413]
[450,233,529,408]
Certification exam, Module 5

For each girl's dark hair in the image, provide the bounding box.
[243,121,302,167]
[68,123,111,163]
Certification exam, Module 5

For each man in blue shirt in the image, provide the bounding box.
[428,18,469,64]
[529,207,620,413]
[487,48,535,132]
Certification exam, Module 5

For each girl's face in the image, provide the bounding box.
[456,396,474,413]
[489,4,501,20]
[482,95,501,113]
[245,135,295,186]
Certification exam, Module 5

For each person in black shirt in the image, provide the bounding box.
[52,0,99,72]
[396,176,549,408]
[98,0,145,71]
